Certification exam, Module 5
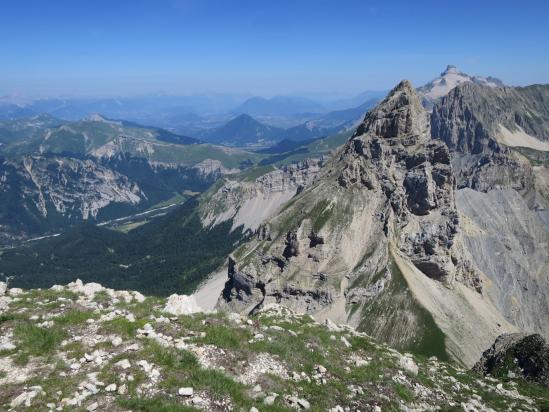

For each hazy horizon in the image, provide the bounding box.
[2,0,549,99]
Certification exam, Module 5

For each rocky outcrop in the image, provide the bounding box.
[474,334,549,387]
[430,82,549,341]
[1,283,545,411]
[191,158,240,177]
[341,80,471,286]
[218,81,507,365]
[163,294,203,316]
[431,82,549,192]
[199,159,323,232]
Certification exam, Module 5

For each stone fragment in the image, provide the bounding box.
[178,387,194,396]
[87,402,98,411]
[114,359,131,369]
[111,336,123,347]
[264,394,278,405]
[399,355,419,376]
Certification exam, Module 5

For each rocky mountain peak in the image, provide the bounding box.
[418,66,504,107]
[442,65,459,75]
[354,79,429,141]
[219,80,488,365]
[340,79,473,287]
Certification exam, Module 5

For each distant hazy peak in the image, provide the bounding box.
[230,113,256,122]
[441,64,459,75]
[83,113,120,124]
[418,65,504,102]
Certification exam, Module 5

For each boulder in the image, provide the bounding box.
[163,294,202,316]
[473,333,549,387]
[399,355,419,376]
[67,279,104,298]
[8,288,23,296]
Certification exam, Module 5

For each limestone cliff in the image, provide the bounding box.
[430,82,549,340]
[199,159,323,232]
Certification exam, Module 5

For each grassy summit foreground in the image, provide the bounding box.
[0,281,547,411]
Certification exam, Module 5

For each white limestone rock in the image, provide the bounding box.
[178,387,193,396]
[163,294,202,316]
[399,355,419,376]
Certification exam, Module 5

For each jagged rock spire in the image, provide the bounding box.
[354,80,429,140]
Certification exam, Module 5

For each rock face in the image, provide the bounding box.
[0,154,144,242]
[431,82,548,193]
[474,334,549,387]
[218,80,508,366]
[456,189,549,337]
[0,116,253,244]
[430,81,549,339]
[432,82,549,151]
[8,155,143,220]
[199,159,323,232]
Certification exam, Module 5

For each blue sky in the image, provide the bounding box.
[1,0,548,98]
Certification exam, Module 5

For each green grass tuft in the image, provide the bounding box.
[13,322,65,360]
[54,309,96,326]
[119,396,199,411]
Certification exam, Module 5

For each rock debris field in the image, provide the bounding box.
[0,280,547,411]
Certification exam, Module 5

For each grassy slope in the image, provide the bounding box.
[356,252,449,362]
[257,129,353,167]
[0,288,547,411]
[0,118,263,169]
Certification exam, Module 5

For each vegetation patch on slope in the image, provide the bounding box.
[357,255,449,362]
[0,199,249,295]
[0,284,546,411]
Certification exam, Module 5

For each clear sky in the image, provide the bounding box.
[1,0,548,98]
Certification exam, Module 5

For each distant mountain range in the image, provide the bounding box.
[0,94,246,121]
[0,90,385,132]
[0,103,37,121]
[197,111,359,147]
[197,114,284,146]
[235,96,325,117]
[0,113,260,243]
[0,66,511,151]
